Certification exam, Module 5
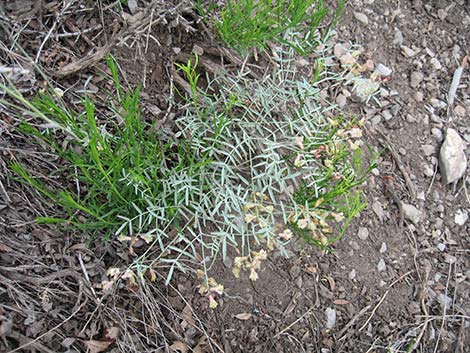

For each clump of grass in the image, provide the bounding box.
[214,0,345,53]
[3,42,374,284]
[5,57,212,245]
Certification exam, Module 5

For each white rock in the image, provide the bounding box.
[410,71,424,88]
[379,242,387,253]
[454,209,468,226]
[393,30,404,46]
[349,269,356,280]
[430,98,447,109]
[325,308,336,329]
[354,12,369,25]
[377,259,386,272]
[372,201,385,222]
[424,164,434,177]
[422,144,435,156]
[336,94,347,108]
[127,0,138,14]
[438,294,452,309]
[357,227,369,240]
[437,243,446,252]
[376,63,392,76]
[439,128,467,184]
[402,203,422,224]
[401,46,417,58]
[431,128,443,142]
[430,57,442,70]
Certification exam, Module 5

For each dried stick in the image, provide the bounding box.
[433,263,453,353]
[358,290,389,332]
[6,302,86,353]
[447,55,468,118]
[337,304,372,340]
[375,128,416,199]
[55,41,115,78]
[407,265,431,352]
[35,0,76,63]
[274,306,315,338]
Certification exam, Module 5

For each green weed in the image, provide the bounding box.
[3,43,373,284]
[213,0,344,54]
[3,57,212,244]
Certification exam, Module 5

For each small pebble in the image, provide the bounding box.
[354,12,369,25]
[349,269,356,280]
[192,44,204,56]
[454,105,466,117]
[382,109,393,121]
[294,58,310,67]
[336,94,347,108]
[350,241,360,251]
[376,63,392,76]
[401,46,417,58]
[393,30,404,46]
[379,242,387,253]
[325,308,336,329]
[430,98,446,109]
[437,243,446,252]
[371,115,382,126]
[430,57,442,70]
[402,203,422,224]
[421,144,435,156]
[431,128,443,142]
[454,209,468,226]
[415,92,424,102]
[358,227,369,240]
[410,71,424,88]
[390,104,401,116]
[423,164,434,177]
[377,259,386,272]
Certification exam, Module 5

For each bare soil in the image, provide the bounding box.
[0,1,469,353]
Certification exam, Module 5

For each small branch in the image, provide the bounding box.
[358,290,389,332]
[375,128,416,199]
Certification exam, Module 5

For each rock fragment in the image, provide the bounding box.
[354,12,369,25]
[410,71,424,88]
[379,242,387,254]
[357,227,369,240]
[421,144,435,156]
[376,63,392,76]
[439,128,467,184]
[430,57,442,70]
[377,259,386,272]
[325,308,336,329]
[402,203,422,224]
[349,269,356,280]
[401,46,417,58]
[454,209,468,226]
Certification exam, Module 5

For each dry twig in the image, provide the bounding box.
[374,128,416,199]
